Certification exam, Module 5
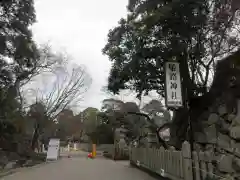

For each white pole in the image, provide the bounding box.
[42,144,45,152]
[67,144,70,152]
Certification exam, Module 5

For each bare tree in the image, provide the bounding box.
[27,52,92,150]
[42,64,92,121]
[20,43,70,86]
[19,44,68,109]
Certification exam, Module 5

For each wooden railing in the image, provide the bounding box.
[129,141,218,180]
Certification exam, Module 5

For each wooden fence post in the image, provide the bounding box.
[192,151,200,180]
[182,141,193,180]
[205,151,214,179]
[199,151,207,180]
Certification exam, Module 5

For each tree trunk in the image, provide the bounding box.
[31,124,40,151]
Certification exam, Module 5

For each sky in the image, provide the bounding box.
[32,0,131,110]
[31,0,162,112]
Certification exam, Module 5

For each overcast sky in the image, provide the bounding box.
[32,0,161,111]
[32,0,131,110]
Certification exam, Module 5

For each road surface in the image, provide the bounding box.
[1,151,157,180]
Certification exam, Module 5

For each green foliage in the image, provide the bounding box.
[97,100,145,144]
[0,0,38,85]
[28,102,49,131]
[0,0,39,151]
[0,120,18,150]
[96,124,114,144]
[82,107,99,133]
[103,0,240,98]
[142,100,171,125]
[0,121,17,141]
[0,0,38,120]
[56,109,81,141]
[86,120,114,144]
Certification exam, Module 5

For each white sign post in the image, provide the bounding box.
[165,62,183,108]
[46,138,60,161]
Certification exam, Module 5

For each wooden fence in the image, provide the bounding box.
[129,141,217,180]
[114,143,129,160]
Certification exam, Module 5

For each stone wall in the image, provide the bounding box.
[192,50,240,179]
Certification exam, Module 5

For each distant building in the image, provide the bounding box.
[102,99,124,111]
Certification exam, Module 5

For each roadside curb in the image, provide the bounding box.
[0,170,15,179]
[0,161,50,179]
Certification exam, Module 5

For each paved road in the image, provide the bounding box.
[1,152,157,180]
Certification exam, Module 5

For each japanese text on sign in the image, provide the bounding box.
[165,62,183,108]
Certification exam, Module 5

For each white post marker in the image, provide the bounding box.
[74,143,77,151]
[165,62,183,108]
[67,144,70,152]
[46,138,60,161]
